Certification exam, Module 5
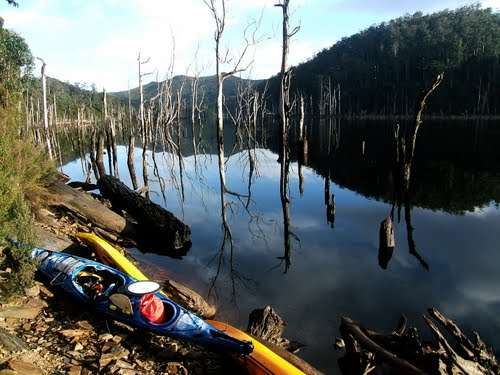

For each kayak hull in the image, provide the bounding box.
[31,248,252,355]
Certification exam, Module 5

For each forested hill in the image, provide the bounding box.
[271,6,500,117]
[111,75,263,107]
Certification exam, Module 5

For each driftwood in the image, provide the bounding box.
[378,216,395,269]
[247,306,323,375]
[336,308,499,375]
[97,175,191,251]
[30,179,137,238]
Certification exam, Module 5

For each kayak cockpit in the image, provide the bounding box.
[74,265,126,300]
[72,266,179,326]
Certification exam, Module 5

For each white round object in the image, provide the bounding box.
[126,281,160,295]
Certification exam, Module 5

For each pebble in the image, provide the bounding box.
[163,362,188,375]
[99,333,114,342]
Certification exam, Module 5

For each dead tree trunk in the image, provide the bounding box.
[97,175,191,251]
[36,57,53,160]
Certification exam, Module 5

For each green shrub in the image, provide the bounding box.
[0,25,53,299]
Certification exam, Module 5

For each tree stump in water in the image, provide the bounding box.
[336,308,499,375]
[97,175,191,252]
[378,216,395,269]
[247,306,323,375]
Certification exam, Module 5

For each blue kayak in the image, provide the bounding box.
[31,248,253,355]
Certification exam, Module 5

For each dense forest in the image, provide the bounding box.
[267,6,500,117]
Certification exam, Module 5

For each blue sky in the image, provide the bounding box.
[1,0,498,91]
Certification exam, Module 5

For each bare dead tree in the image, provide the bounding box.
[36,57,53,159]
[203,0,258,197]
[138,52,153,195]
[274,0,300,272]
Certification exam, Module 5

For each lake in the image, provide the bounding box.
[59,118,500,373]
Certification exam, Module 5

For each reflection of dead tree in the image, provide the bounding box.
[336,308,499,375]
[383,74,444,271]
[404,197,429,270]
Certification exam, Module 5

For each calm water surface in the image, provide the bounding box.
[60,119,500,373]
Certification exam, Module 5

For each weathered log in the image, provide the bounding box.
[162,279,216,319]
[336,309,499,375]
[97,175,191,251]
[30,179,137,238]
[339,317,425,375]
[378,215,395,269]
[247,306,323,375]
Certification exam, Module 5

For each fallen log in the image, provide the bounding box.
[247,306,322,375]
[97,175,191,251]
[29,179,137,238]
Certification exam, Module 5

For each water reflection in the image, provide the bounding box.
[58,118,500,373]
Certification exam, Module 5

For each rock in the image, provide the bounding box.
[115,359,134,369]
[24,285,40,297]
[0,328,28,352]
[74,342,84,351]
[101,341,114,353]
[112,334,124,344]
[98,333,114,342]
[68,366,82,375]
[7,359,43,375]
[163,362,188,375]
[0,370,17,375]
[76,320,93,330]
[99,345,130,368]
[60,329,90,340]
[0,302,44,320]
[37,284,54,298]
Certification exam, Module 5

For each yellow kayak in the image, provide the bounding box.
[76,232,307,375]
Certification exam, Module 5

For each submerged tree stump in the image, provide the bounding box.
[247,306,323,375]
[97,175,191,251]
[378,216,395,269]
